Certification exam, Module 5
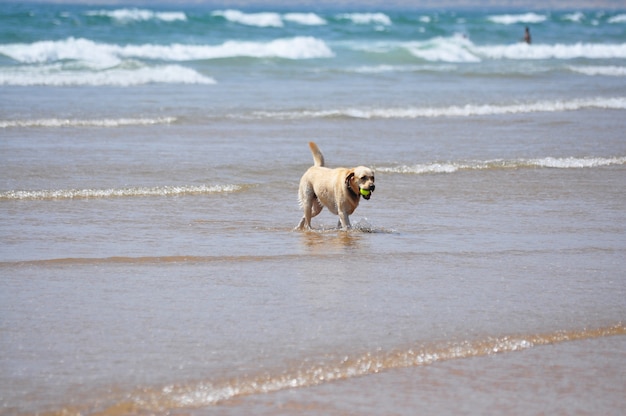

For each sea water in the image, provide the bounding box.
[1,3,625,415]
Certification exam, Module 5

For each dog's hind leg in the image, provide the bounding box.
[296,202,312,230]
[296,196,323,230]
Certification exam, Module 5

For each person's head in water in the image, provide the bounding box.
[524,27,531,44]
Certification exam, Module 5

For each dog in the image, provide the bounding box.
[296,141,375,230]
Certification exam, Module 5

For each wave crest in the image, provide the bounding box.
[250,97,626,120]
[284,12,327,26]
[86,8,187,23]
[212,9,283,27]
[608,14,626,24]
[376,156,626,175]
[569,65,626,77]
[477,42,626,61]
[0,185,242,200]
[0,117,176,128]
[0,63,215,86]
[336,13,392,25]
[407,36,480,63]
[0,36,333,66]
[352,37,626,63]
[487,13,547,25]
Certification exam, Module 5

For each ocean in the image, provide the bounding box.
[1,2,625,415]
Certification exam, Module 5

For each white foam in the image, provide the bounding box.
[212,9,283,27]
[569,65,626,76]
[406,36,480,63]
[347,37,479,63]
[347,64,457,74]
[0,37,333,66]
[194,37,333,60]
[349,37,626,63]
[283,13,327,26]
[377,157,626,175]
[336,13,392,26]
[86,8,187,22]
[487,13,547,25]
[608,14,626,24]
[476,42,626,60]
[525,156,626,169]
[562,12,585,23]
[251,97,626,120]
[0,117,177,128]
[0,185,242,200]
[5,37,623,70]
[377,163,462,174]
[0,63,215,86]
[211,10,326,27]
[0,37,123,68]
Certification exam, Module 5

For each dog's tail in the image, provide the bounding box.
[308,141,325,167]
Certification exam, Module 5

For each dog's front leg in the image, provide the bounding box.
[338,211,351,230]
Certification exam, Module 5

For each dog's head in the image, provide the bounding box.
[346,166,375,200]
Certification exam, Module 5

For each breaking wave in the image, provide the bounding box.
[476,42,626,61]
[211,10,391,27]
[608,14,626,24]
[0,36,333,67]
[0,36,332,86]
[249,97,626,120]
[212,9,284,27]
[487,13,548,25]
[0,64,215,86]
[376,156,626,175]
[569,65,626,76]
[86,8,187,23]
[213,10,327,27]
[0,117,176,128]
[358,36,626,63]
[336,12,392,25]
[284,12,327,26]
[0,184,242,201]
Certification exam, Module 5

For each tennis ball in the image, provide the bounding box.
[360,188,371,197]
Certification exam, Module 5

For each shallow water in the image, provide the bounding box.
[218,335,626,416]
[2,145,625,413]
[2,3,626,415]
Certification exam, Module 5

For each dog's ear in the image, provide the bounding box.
[345,171,355,187]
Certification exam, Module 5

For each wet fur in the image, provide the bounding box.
[296,142,375,230]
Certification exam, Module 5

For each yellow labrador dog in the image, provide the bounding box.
[296,142,375,230]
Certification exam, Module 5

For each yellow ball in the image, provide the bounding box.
[360,188,371,197]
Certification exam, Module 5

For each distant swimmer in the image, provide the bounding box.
[523,26,532,44]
